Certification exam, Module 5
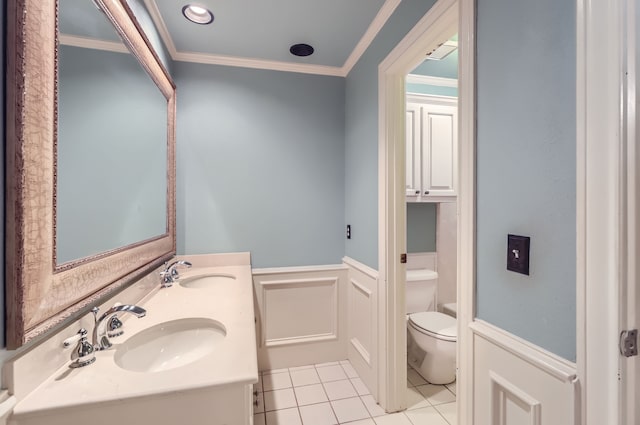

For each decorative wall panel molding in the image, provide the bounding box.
[252,266,348,370]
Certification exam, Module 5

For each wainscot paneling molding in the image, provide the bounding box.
[252,265,348,370]
[469,320,579,425]
[342,257,379,400]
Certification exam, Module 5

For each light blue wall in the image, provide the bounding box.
[476,0,576,360]
[410,50,458,79]
[345,0,437,268]
[175,63,345,268]
[407,203,436,253]
[57,45,167,264]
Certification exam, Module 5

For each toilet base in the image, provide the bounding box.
[413,350,455,385]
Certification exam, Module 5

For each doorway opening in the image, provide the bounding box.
[377,0,473,421]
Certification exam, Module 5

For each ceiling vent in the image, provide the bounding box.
[290,44,314,57]
[426,40,457,60]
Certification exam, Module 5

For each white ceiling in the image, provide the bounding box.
[145,0,396,76]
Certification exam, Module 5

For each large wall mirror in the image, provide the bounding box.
[6,0,176,348]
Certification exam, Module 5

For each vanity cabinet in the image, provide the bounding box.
[406,95,458,202]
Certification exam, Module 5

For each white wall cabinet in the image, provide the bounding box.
[405,95,458,202]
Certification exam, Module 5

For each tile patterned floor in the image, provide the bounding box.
[254,361,456,425]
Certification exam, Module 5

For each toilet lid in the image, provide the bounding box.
[409,312,457,340]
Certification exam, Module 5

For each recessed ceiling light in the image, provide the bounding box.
[182,4,214,25]
[290,44,314,57]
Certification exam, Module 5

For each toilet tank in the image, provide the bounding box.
[406,269,438,314]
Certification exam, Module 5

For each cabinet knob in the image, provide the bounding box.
[424,191,430,195]
[415,190,420,195]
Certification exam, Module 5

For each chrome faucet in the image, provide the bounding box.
[92,305,146,350]
[160,260,192,287]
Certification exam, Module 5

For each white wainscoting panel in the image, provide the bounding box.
[252,265,348,370]
[343,257,379,399]
[471,320,579,425]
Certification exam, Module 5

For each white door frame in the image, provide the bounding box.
[577,0,631,423]
[377,0,459,412]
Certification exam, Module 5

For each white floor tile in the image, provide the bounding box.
[360,395,386,417]
[341,362,359,379]
[299,402,338,425]
[264,372,293,391]
[415,385,456,406]
[265,388,298,411]
[323,379,358,400]
[330,397,371,423]
[265,408,302,425]
[317,365,348,382]
[254,413,266,425]
[341,419,376,425]
[405,386,430,411]
[434,402,457,425]
[350,378,370,396]
[294,384,329,406]
[404,406,449,425]
[373,412,413,425]
[406,369,427,387]
[445,382,456,396]
[291,368,321,387]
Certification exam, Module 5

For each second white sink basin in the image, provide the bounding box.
[179,274,236,289]
[114,318,227,373]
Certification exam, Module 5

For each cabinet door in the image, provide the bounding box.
[421,104,458,197]
[406,103,422,197]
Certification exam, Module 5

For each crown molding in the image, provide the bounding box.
[144,0,398,77]
[406,74,458,87]
[340,0,402,75]
[58,34,129,54]
[174,51,345,76]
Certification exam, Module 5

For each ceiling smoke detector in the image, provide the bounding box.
[182,4,214,25]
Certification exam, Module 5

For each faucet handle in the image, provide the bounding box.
[63,328,96,368]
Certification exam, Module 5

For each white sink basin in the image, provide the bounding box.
[114,318,227,373]
[179,273,236,289]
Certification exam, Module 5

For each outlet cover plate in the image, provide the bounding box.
[507,234,530,275]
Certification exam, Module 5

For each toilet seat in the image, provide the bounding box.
[409,312,456,342]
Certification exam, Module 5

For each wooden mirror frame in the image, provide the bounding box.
[5,0,176,348]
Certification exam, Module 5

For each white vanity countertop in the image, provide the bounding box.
[12,263,258,417]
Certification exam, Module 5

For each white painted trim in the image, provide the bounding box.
[469,320,578,384]
[350,338,371,365]
[252,264,347,276]
[341,0,402,75]
[144,0,399,76]
[489,371,542,425]
[58,34,128,54]
[406,74,458,88]
[577,0,625,424]
[378,0,458,412]
[406,93,458,107]
[173,51,345,77]
[342,256,379,280]
[457,1,475,424]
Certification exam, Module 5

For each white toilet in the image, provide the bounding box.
[406,269,457,385]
